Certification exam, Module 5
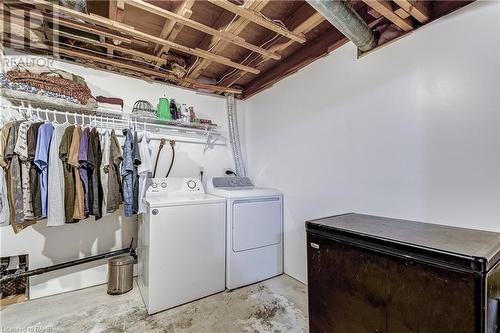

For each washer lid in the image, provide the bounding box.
[144,194,225,208]
[208,187,282,199]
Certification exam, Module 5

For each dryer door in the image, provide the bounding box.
[232,197,282,252]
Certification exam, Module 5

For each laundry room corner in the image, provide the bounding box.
[1,50,239,300]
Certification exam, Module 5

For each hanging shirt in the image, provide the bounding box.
[14,121,35,220]
[121,129,134,217]
[0,123,13,227]
[0,167,10,227]
[132,131,141,214]
[87,128,103,219]
[34,122,54,219]
[48,122,71,226]
[137,131,152,214]
[68,126,85,220]
[100,130,111,216]
[27,121,44,219]
[60,125,76,223]
[107,130,123,214]
[6,121,35,233]
[78,127,90,216]
[0,122,12,169]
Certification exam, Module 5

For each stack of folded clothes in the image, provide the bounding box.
[0,65,97,109]
[96,96,124,112]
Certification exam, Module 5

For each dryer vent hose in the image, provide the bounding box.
[226,94,247,177]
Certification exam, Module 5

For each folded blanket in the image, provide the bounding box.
[96,96,124,108]
[6,70,93,104]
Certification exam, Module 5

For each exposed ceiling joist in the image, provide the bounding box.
[241,9,381,99]
[206,0,307,44]
[393,0,429,23]
[17,8,131,44]
[3,0,476,98]
[6,37,242,94]
[183,0,270,86]
[53,30,168,65]
[395,7,411,19]
[17,0,261,74]
[107,0,124,57]
[126,0,280,60]
[362,0,414,31]
[218,11,326,89]
[153,0,195,67]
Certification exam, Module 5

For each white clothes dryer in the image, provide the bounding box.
[207,177,283,290]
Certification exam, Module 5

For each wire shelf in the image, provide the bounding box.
[0,103,226,146]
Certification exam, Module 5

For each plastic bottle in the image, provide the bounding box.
[181,104,189,123]
[169,99,177,120]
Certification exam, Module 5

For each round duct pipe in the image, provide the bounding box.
[306,0,377,52]
[226,94,246,177]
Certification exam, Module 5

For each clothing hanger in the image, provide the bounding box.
[52,110,59,124]
[43,109,51,123]
[36,107,42,121]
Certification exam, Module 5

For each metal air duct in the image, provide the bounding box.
[306,0,377,52]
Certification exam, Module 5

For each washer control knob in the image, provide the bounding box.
[152,209,159,215]
[152,183,158,189]
[187,180,197,189]
[161,182,167,188]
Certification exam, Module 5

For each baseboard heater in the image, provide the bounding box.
[0,239,136,284]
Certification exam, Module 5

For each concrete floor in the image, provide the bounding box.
[0,275,308,332]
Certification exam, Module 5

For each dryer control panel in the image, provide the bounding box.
[211,177,254,188]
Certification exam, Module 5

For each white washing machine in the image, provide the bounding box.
[137,177,226,314]
[207,177,283,290]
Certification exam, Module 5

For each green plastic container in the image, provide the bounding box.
[156,97,171,120]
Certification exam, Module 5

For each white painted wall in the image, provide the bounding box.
[243,2,500,283]
[1,52,235,298]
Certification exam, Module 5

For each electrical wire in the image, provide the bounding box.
[216,32,281,85]
[215,11,289,85]
[186,0,248,77]
[32,39,178,77]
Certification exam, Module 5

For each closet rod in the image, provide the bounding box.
[0,241,136,283]
[1,104,227,146]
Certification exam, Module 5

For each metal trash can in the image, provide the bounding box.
[107,255,134,295]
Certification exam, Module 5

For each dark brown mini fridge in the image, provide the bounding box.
[306,213,500,333]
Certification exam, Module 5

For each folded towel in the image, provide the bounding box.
[96,96,124,107]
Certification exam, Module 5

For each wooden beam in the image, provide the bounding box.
[206,0,307,43]
[59,47,242,94]
[154,0,194,59]
[217,10,325,89]
[18,0,260,74]
[242,29,347,98]
[362,0,414,31]
[6,37,242,94]
[395,8,411,19]
[53,30,168,65]
[368,7,382,18]
[184,0,269,84]
[127,0,280,60]
[393,0,429,23]
[9,5,131,44]
[241,9,380,99]
[107,0,124,57]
